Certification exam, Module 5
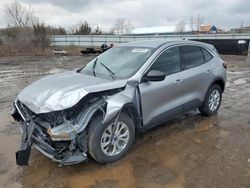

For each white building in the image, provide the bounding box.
[131,25,194,35]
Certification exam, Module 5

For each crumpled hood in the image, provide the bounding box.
[18,70,127,114]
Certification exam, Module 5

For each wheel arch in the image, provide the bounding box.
[210,77,225,93]
[85,102,141,132]
[85,108,105,135]
[120,103,142,129]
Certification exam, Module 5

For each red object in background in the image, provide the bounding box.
[223,62,227,69]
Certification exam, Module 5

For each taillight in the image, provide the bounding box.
[223,62,227,69]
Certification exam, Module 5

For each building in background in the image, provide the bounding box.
[131,24,218,35]
[130,25,193,35]
[199,25,218,34]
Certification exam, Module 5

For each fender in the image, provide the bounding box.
[208,77,225,93]
[103,84,140,125]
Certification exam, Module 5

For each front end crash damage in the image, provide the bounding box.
[12,83,140,166]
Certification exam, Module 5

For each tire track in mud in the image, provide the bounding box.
[0,55,94,188]
[0,55,93,109]
[0,55,250,188]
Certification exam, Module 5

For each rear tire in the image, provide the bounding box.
[87,112,135,164]
[199,84,222,116]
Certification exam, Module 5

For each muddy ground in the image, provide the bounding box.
[0,54,250,188]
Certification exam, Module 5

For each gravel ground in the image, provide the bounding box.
[0,54,249,188]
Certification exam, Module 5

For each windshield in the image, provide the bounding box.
[81,46,155,79]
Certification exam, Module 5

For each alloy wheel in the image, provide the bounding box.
[100,121,130,156]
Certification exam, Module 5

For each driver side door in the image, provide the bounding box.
[139,46,185,128]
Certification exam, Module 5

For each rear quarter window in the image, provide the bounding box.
[201,47,213,62]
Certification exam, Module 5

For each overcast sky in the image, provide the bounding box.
[0,0,249,31]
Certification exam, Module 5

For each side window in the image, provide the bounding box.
[150,47,181,75]
[181,46,204,69]
[201,47,213,62]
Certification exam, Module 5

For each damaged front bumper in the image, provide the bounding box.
[12,83,138,166]
[32,124,88,166]
[17,120,88,166]
[12,100,105,166]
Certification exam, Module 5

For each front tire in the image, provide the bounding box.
[199,84,222,116]
[87,112,135,164]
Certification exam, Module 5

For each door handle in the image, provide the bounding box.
[174,79,183,85]
[206,69,213,74]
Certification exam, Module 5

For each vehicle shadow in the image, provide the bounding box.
[21,110,220,188]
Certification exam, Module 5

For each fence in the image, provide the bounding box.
[0,35,8,44]
[50,33,250,48]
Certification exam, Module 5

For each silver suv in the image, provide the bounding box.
[12,40,227,166]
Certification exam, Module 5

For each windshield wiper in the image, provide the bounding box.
[100,62,115,79]
[92,58,98,77]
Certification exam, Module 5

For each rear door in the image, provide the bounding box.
[179,45,215,111]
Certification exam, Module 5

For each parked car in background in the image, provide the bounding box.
[53,49,66,55]
[101,43,114,52]
[12,40,227,166]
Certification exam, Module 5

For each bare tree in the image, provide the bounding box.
[3,1,52,53]
[176,20,186,33]
[92,26,103,35]
[189,17,196,32]
[191,15,203,32]
[46,26,67,35]
[111,18,134,35]
[5,1,35,27]
[32,22,50,50]
[124,20,134,34]
[73,21,92,35]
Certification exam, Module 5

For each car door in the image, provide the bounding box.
[139,46,186,127]
[179,45,216,111]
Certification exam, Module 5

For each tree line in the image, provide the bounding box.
[0,1,134,54]
[0,1,209,55]
[1,1,134,37]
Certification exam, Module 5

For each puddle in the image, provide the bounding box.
[233,78,248,85]
[0,55,250,188]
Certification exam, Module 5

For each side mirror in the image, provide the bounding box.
[144,70,167,82]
